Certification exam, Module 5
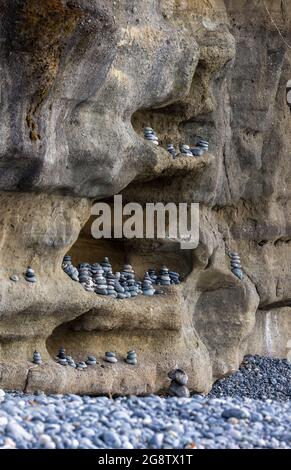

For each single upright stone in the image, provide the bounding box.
[144,127,159,145]
[25,266,36,283]
[229,251,244,280]
[168,368,190,397]
[126,350,137,365]
[104,352,118,363]
[167,143,176,159]
[33,351,42,365]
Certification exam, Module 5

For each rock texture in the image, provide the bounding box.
[0,0,291,394]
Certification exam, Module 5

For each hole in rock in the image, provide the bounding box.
[65,203,193,280]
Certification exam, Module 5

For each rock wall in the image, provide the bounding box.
[0,0,291,394]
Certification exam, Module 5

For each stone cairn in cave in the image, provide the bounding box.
[179,144,193,156]
[144,127,159,145]
[62,255,79,281]
[167,143,176,159]
[229,251,244,280]
[191,137,209,157]
[62,256,181,300]
[168,368,190,398]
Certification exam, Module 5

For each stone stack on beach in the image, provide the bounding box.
[229,251,244,280]
[126,350,137,365]
[25,267,37,283]
[168,368,190,398]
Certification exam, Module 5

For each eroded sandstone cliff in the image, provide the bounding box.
[0,0,290,394]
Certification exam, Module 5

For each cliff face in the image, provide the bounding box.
[0,0,290,394]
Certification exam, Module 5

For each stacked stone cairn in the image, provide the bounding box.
[62,255,79,281]
[229,251,244,280]
[33,351,42,365]
[144,127,159,145]
[148,268,157,283]
[180,144,193,157]
[25,266,37,283]
[66,356,76,368]
[126,350,137,365]
[169,270,180,285]
[142,272,155,296]
[57,347,67,366]
[76,361,87,370]
[168,368,190,398]
[106,271,118,299]
[104,352,117,363]
[156,266,171,286]
[167,143,176,159]
[191,137,209,157]
[86,355,97,366]
[93,264,108,295]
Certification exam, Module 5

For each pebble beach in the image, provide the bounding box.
[0,355,290,449]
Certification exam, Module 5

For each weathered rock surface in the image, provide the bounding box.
[0,1,291,394]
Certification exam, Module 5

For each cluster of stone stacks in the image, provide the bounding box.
[191,137,209,156]
[62,256,181,299]
[229,251,244,280]
[144,127,159,145]
[168,368,190,398]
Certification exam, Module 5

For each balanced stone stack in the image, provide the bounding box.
[104,352,117,363]
[25,266,37,283]
[179,144,193,157]
[157,266,171,286]
[106,272,118,299]
[168,368,190,398]
[66,356,76,368]
[76,361,87,370]
[57,348,68,366]
[83,278,95,292]
[126,350,137,365]
[144,127,159,145]
[142,273,155,296]
[33,351,42,365]
[94,267,108,296]
[229,251,244,280]
[167,143,176,159]
[86,355,97,366]
[114,272,126,299]
[126,279,137,297]
[191,137,209,156]
[148,268,157,284]
[119,274,131,298]
[121,264,135,280]
[62,255,79,282]
[101,257,112,274]
[78,263,91,284]
[169,270,180,285]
